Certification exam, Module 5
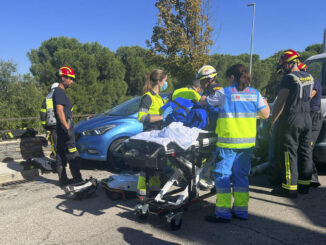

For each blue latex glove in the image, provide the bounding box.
[162,106,173,122]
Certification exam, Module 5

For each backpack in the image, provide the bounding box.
[161,97,195,125]
[184,106,209,129]
[161,97,208,129]
[2,128,38,140]
[40,90,56,130]
[29,157,57,174]
[62,177,98,199]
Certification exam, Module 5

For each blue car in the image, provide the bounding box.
[74,93,168,168]
[74,96,143,167]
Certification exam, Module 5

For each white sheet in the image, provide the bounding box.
[130,122,206,150]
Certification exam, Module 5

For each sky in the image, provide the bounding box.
[0,0,325,74]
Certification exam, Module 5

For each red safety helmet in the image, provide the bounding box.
[279,49,300,64]
[277,49,301,73]
[58,66,76,79]
[298,62,308,71]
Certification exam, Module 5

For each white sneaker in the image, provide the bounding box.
[199,179,214,190]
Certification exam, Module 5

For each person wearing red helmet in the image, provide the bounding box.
[298,62,308,71]
[270,50,314,198]
[52,66,83,186]
[298,63,322,187]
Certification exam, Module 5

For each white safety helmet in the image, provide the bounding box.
[51,82,59,90]
[196,65,217,80]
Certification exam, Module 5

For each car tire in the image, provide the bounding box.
[107,137,128,171]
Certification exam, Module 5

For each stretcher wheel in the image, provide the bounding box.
[136,209,149,220]
[170,217,182,230]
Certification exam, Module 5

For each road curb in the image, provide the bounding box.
[0,160,40,187]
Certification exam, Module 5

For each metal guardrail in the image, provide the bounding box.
[0,114,89,133]
[0,128,44,134]
[0,117,41,122]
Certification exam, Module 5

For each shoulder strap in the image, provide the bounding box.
[46,90,55,99]
[288,73,314,99]
[171,99,190,114]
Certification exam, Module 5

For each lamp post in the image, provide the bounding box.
[248,3,256,75]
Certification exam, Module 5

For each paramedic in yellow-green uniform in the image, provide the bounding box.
[137,69,173,197]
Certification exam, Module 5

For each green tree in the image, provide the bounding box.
[210,53,273,95]
[0,61,44,131]
[116,46,154,96]
[147,0,213,87]
[0,60,18,98]
[28,37,128,114]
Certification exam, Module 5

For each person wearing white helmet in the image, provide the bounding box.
[197,65,223,105]
[40,82,60,159]
[197,65,223,131]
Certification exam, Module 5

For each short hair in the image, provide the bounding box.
[192,79,201,88]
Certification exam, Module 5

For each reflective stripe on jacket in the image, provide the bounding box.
[216,85,260,149]
[285,72,314,114]
[40,90,57,129]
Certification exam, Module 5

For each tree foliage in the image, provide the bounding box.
[1,33,323,133]
[28,37,128,114]
[147,0,213,87]
[0,61,44,131]
[116,46,154,96]
[264,44,323,100]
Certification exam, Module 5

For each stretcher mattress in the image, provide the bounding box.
[117,132,216,171]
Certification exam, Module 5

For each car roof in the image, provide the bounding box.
[305,53,326,64]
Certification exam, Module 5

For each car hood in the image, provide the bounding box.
[74,113,137,133]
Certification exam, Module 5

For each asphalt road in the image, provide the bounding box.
[0,162,325,245]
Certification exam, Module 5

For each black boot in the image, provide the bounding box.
[298,185,309,194]
[70,167,83,183]
[57,165,73,186]
[271,187,297,198]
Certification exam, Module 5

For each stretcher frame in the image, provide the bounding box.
[113,133,217,230]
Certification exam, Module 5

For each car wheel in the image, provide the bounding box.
[107,137,128,171]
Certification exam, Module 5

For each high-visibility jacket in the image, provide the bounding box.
[138,90,164,131]
[40,90,56,130]
[172,87,201,102]
[216,85,261,149]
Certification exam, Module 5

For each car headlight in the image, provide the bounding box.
[81,125,116,136]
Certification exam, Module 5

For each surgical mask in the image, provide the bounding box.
[160,81,168,91]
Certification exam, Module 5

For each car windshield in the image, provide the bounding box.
[306,58,326,96]
[103,96,141,116]
[102,92,170,117]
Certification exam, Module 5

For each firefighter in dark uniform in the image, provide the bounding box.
[298,62,322,187]
[271,50,314,198]
[53,66,83,186]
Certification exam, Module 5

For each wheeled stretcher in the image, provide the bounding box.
[113,131,217,230]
